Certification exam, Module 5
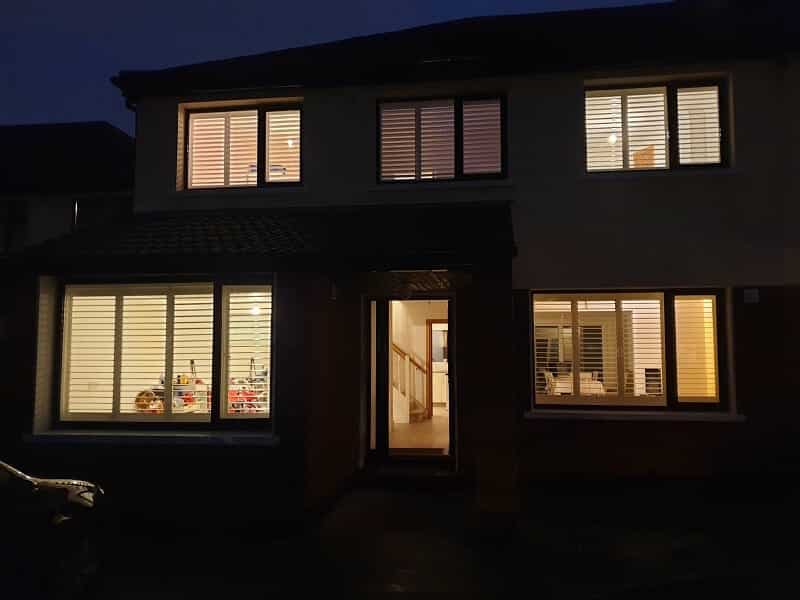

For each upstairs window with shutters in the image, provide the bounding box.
[379,96,504,182]
[185,106,301,189]
[585,81,726,172]
[585,88,668,171]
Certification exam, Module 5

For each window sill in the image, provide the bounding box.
[173,186,306,199]
[525,409,745,423]
[24,430,280,447]
[579,167,739,181]
[368,178,514,193]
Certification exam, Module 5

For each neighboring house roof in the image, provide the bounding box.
[112,1,798,101]
[24,202,514,273]
[0,122,134,195]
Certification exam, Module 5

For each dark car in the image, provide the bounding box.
[0,460,104,597]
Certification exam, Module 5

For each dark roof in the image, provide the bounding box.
[0,122,134,195]
[113,1,798,101]
[24,202,514,273]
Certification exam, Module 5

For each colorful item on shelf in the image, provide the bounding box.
[135,389,164,414]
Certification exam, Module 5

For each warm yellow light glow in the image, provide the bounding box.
[607,132,618,145]
[250,306,261,316]
[287,138,294,148]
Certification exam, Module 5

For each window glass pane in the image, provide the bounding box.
[577,300,618,397]
[585,93,623,171]
[621,297,665,402]
[172,292,213,415]
[626,89,667,169]
[678,86,721,165]
[532,299,573,400]
[675,295,719,402]
[188,114,226,188]
[227,110,258,186]
[224,287,272,417]
[463,99,502,175]
[380,106,416,181]
[420,102,455,180]
[120,295,167,415]
[64,294,115,414]
[266,110,301,182]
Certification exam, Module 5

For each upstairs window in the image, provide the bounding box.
[379,97,504,182]
[585,82,726,172]
[186,106,301,189]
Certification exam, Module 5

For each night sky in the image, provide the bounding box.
[2,0,662,134]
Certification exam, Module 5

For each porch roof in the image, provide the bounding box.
[23,201,514,274]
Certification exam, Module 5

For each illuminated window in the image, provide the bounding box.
[61,284,214,421]
[585,82,725,172]
[585,87,668,171]
[186,107,301,189]
[532,292,723,410]
[533,294,666,407]
[674,295,719,402]
[379,97,503,181]
[221,286,272,418]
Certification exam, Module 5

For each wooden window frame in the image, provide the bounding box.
[376,94,507,184]
[529,289,728,413]
[50,275,275,432]
[584,79,730,174]
[182,104,303,191]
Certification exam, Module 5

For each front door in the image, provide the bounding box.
[369,299,454,459]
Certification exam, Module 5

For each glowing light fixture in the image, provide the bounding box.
[250,306,261,316]
[287,138,294,148]
[607,132,618,145]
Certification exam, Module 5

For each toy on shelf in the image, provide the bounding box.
[227,357,268,415]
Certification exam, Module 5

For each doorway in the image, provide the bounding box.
[369,299,453,458]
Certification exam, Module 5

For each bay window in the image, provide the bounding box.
[532,291,723,409]
[60,282,272,423]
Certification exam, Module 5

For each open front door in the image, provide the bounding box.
[369,299,453,459]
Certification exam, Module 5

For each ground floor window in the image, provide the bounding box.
[532,291,722,409]
[60,282,272,423]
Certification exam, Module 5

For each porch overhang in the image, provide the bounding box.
[20,201,515,275]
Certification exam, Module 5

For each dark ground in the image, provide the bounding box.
[73,479,799,597]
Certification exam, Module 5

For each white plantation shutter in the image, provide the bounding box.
[188,114,226,188]
[420,102,455,180]
[172,293,214,415]
[626,89,667,169]
[463,99,502,175]
[585,88,667,171]
[678,86,721,165]
[621,298,665,398]
[585,93,624,171]
[188,110,257,188]
[674,295,719,402]
[61,285,215,421]
[63,294,116,414]
[380,105,416,181]
[223,287,272,418]
[228,111,258,186]
[119,295,167,415]
[266,110,301,182]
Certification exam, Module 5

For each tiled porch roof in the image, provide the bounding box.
[24,202,514,273]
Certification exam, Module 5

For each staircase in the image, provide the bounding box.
[391,343,429,423]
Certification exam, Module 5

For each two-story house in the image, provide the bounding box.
[7,0,797,521]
